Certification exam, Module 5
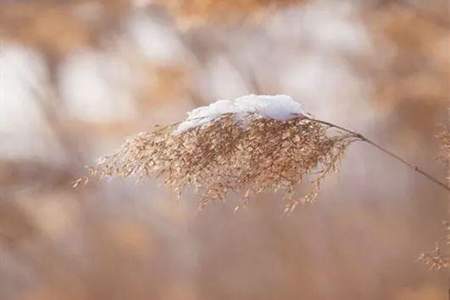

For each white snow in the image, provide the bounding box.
[175,94,306,134]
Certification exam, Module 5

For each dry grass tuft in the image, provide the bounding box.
[419,122,450,270]
[89,114,355,211]
[437,124,450,182]
[418,241,449,271]
[418,220,450,271]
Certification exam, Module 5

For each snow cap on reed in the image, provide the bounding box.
[91,95,355,211]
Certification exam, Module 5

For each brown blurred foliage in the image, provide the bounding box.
[153,0,304,28]
[0,0,129,60]
[369,1,449,110]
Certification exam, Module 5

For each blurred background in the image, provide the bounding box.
[0,0,449,299]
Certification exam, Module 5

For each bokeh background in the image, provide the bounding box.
[0,0,449,299]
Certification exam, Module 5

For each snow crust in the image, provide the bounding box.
[175,94,305,134]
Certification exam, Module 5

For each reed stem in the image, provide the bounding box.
[307,117,450,193]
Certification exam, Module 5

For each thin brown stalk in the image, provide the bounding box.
[306,117,450,193]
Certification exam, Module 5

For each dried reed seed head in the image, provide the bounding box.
[91,115,356,210]
[418,243,450,271]
[437,125,450,181]
[419,123,450,271]
[419,221,450,271]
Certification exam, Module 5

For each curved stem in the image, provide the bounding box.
[306,117,450,193]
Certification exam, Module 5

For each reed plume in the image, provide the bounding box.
[84,95,450,214]
[89,113,355,212]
